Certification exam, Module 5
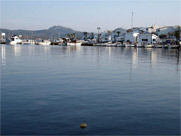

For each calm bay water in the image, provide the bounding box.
[1,44,180,135]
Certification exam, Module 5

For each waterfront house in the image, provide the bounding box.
[138,33,160,44]
[0,33,6,44]
[115,33,125,42]
[146,25,160,33]
[125,32,139,44]
[156,26,179,36]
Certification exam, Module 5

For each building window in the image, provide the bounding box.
[142,39,148,42]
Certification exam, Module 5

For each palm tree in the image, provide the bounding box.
[168,32,171,38]
[97,27,101,43]
[91,32,94,39]
[97,27,101,34]
[117,31,121,37]
[83,32,88,41]
[107,30,111,35]
[107,30,112,41]
[67,34,70,38]
[72,33,75,39]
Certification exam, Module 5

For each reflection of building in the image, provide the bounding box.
[1,45,6,65]
[151,49,157,64]
[132,49,138,67]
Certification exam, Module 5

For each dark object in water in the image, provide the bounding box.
[80,123,87,128]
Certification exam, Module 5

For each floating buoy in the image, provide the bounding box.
[80,123,87,128]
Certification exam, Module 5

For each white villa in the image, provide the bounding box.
[146,25,160,33]
[156,26,179,36]
[125,32,139,44]
[138,33,160,45]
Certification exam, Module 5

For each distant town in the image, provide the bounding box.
[0,25,180,48]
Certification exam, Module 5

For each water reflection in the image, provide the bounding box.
[1,45,180,67]
[1,45,6,66]
[1,45,180,135]
[13,45,22,56]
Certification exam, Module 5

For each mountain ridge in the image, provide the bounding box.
[0,25,84,39]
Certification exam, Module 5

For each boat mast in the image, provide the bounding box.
[131,11,133,28]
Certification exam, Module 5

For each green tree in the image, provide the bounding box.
[117,31,121,37]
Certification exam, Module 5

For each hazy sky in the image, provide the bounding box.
[0,0,180,32]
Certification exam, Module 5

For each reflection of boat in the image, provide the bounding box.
[22,40,35,45]
[37,40,51,45]
[10,35,22,45]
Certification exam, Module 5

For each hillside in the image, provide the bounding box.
[0,25,84,39]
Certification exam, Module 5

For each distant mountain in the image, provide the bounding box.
[0,25,84,39]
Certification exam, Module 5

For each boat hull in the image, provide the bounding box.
[67,43,82,46]
[37,42,51,45]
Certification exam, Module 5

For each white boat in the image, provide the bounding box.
[144,44,154,48]
[136,43,144,48]
[117,42,124,47]
[37,40,51,45]
[93,43,101,46]
[163,44,169,48]
[22,39,35,45]
[169,45,178,49]
[155,44,163,48]
[67,42,82,46]
[67,40,82,46]
[105,42,117,47]
[10,36,22,45]
[125,44,135,47]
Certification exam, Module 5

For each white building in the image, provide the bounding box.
[138,33,160,44]
[125,32,139,44]
[146,25,160,33]
[0,33,6,44]
[156,26,179,36]
[115,33,125,42]
[101,33,112,43]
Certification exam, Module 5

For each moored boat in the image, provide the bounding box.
[144,44,154,48]
[22,39,35,45]
[37,40,51,45]
[125,44,135,47]
[10,35,22,45]
[105,42,117,47]
[136,43,144,48]
[67,40,82,46]
[169,45,178,49]
[155,44,163,48]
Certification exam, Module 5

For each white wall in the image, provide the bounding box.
[125,32,139,43]
[157,26,179,36]
[138,34,159,44]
